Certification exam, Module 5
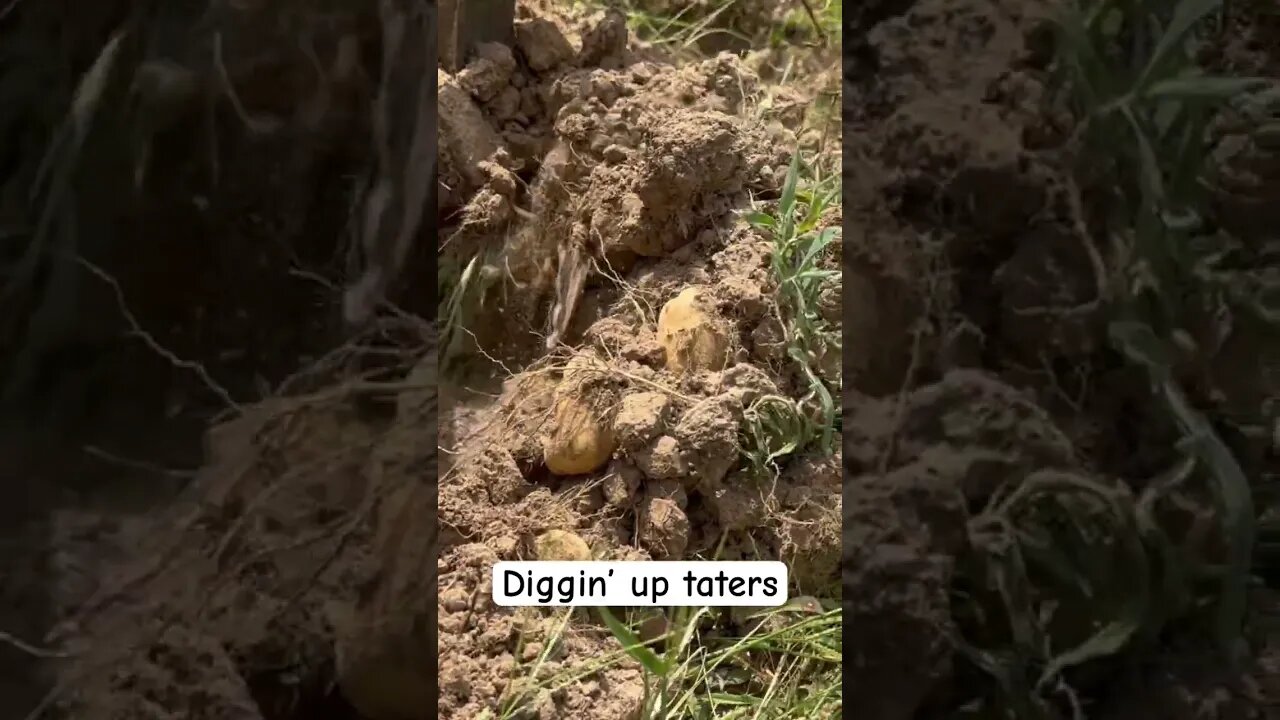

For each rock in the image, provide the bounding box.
[657,287,731,373]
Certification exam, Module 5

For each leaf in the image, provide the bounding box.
[1121,105,1165,204]
[746,211,777,230]
[1108,320,1174,376]
[599,607,667,676]
[1146,75,1270,101]
[1037,614,1144,688]
[1029,483,1151,688]
[778,152,802,240]
[800,228,839,267]
[1056,2,1108,107]
[1135,457,1197,637]
[1161,380,1255,664]
[1137,0,1224,93]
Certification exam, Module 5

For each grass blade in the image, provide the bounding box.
[599,607,667,676]
[1137,0,1222,92]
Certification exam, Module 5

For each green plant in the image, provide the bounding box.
[961,472,1154,719]
[743,152,841,477]
[1057,0,1276,663]
[572,0,751,51]
[952,0,1280,713]
[769,0,841,48]
[602,604,841,719]
[490,602,840,720]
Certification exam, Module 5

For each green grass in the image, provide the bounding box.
[572,0,841,52]
[573,0,751,51]
[951,0,1280,714]
[438,244,489,372]
[769,0,841,48]
[742,152,841,479]
[1058,0,1272,663]
[489,602,841,720]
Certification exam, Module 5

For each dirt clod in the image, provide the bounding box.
[638,497,691,560]
[635,434,686,481]
[672,396,740,492]
[612,391,673,450]
[515,18,575,74]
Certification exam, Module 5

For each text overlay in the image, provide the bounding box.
[491,561,789,607]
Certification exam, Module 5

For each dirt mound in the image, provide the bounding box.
[0,0,441,717]
[437,5,840,718]
[438,6,802,360]
[29,338,435,720]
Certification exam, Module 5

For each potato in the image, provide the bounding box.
[657,287,730,372]
[542,390,616,475]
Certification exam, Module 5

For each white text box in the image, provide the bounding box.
[491,561,789,607]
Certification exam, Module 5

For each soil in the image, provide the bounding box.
[843,0,1280,718]
[0,2,436,719]
[436,4,841,718]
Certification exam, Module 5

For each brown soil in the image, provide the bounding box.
[844,0,1280,717]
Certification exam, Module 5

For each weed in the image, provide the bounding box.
[438,246,484,371]
[574,0,839,52]
[573,0,750,52]
[957,0,1280,713]
[743,151,841,477]
[493,602,841,720]
[1058,0,1276,662]
[769,0,841,48]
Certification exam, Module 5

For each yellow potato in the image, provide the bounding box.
[542,389,616,475]
[657,287,730,373]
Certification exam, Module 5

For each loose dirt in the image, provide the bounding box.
[437,3,840,719]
